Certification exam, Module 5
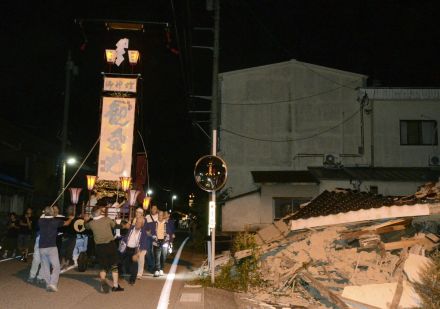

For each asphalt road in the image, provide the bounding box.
[0,233,209,309]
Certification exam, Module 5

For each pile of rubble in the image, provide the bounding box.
[229,182,440,308]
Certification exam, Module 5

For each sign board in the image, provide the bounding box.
[103,76,137,93]
[98,97,136,181]
[209,201,216,229]
[194,155,227,192]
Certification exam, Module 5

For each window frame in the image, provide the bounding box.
[272,197,310,220]
[400,120,438,146]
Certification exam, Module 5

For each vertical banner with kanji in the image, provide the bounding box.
[135,153,148,188]
[98,97,136,181]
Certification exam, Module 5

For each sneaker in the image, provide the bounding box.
[112,285,124,292]
[27,277,34,283]
[101,281,110,294]
[37,279,46,285]
[47,285,58,292]
[154,271,160,277]
[159,270,164,276]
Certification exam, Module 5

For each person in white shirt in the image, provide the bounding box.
[145,205,158,223]
[131,208,147,278]
[121,218,146,285]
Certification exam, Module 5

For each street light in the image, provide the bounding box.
[171,194,177,211]
[147,189,153,196]
[85,175,97,215]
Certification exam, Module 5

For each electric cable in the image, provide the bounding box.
[222,82,358,106]
[50,136,101,207]
[221,109,360,143]
[137,130,150,191]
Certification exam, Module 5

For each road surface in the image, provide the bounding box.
[0,233,238,309]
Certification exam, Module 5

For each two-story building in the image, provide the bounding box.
[219,60,440,231]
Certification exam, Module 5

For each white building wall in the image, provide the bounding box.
[222,183,318,232]
[221,192,262,232]
[219,60,367,197]
[369,100,440,167]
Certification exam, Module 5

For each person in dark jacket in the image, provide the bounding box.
[39,206,74,292]
[18,207,34,262]
[2,213,19,258]
[146,211,174,277]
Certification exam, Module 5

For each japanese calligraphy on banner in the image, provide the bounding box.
[98,97,136,181]
[103,77,137,93]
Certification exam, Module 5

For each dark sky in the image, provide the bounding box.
[1,0,440,206]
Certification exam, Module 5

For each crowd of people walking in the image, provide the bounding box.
[0,202,175,293]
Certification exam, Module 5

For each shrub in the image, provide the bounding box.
[412,251,440,309]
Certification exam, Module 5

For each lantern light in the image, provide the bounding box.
[129,189,140,207]
[105,49,117,64]
[128,50,140,65]
[69,188,82,205]
[86,175,97,191]
[143,196,151,210]
[120,176,131,192]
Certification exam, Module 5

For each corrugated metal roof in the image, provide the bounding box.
[345,167,440,182]
[308,167,352,180]
[360,88,440,100]
[251,170,318,183]
[308,167,440,182]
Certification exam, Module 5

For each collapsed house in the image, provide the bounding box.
[220,182,440,308]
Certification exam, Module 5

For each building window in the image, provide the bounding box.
[400,120,438,145]
[369,185,378,194]
[273,197,310,220]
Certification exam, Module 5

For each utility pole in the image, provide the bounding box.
[210,0,220,285]
[210,0,220,134]
[59,51,74,211]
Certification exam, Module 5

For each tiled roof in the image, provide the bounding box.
[289,186,439,221]
[289,190,395,220]
[251,171,318,183]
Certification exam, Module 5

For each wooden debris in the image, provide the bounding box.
[364,218,411,231]
[389,276,404,309]
[359,234,381,249]
[425,232,440,243]
[340,224,406,240]
[299,271,350,309]
[383,236,436,251]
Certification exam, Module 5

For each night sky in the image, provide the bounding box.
[1,1,440,207]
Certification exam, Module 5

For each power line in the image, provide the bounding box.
[222,82,358,106]
[220,109,360,143]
